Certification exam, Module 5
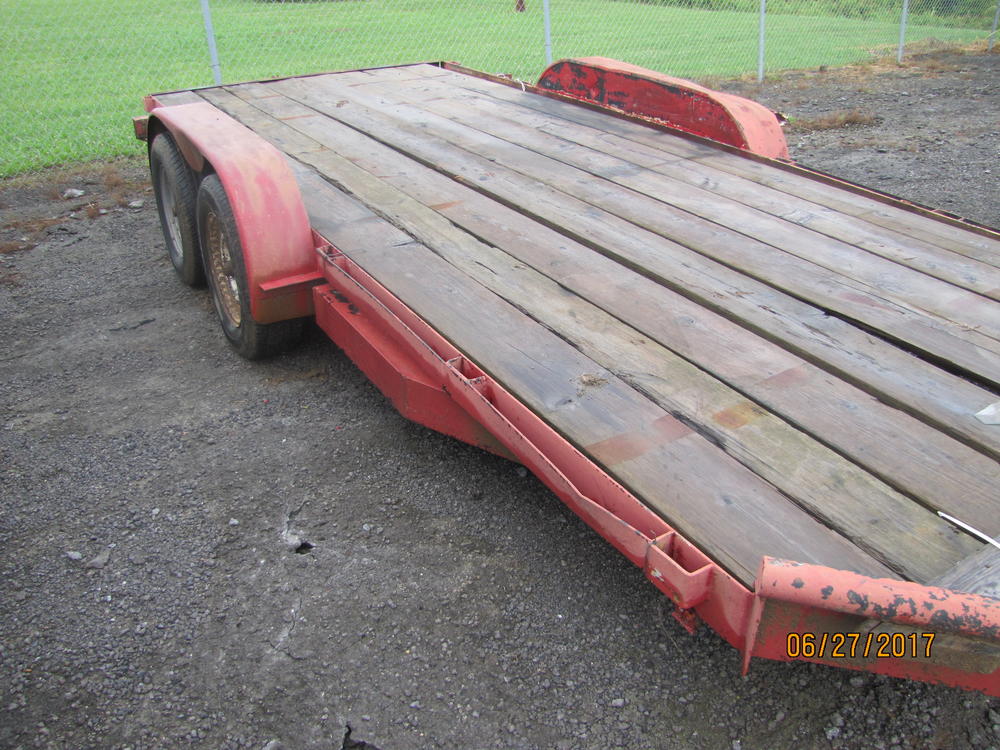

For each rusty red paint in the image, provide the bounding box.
[537,57,789,160]
[746,558,1000,694]
[758,558,1000,639]
[132,116,149,142]
[147,102,315,324]
[312,251,513,458]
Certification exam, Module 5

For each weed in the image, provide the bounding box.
[0,241,34,255]
[1,156,146,192]
[101,166,126,190]
[265,368,328,385]
[2,216,63,235]
[789,109,878,131]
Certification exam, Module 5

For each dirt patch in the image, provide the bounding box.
[0,269,23,287]
[1,53,997,750]
[0,155,151,262]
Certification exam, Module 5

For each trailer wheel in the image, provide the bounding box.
[196,174,303,360]
[150,132,204,287]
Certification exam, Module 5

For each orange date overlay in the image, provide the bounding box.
[785,631,935,660]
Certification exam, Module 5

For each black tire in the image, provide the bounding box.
[196,174,303,360]
[150,132,205,286]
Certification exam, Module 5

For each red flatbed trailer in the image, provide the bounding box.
[134,59,1000,696]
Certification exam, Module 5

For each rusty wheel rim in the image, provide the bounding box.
[204,210,241,327]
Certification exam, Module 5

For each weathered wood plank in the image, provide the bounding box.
[267,74,1000,392]
[210,83,1000,544]
[692,153,1000,265]
[364,71,1000,300]
[215,79,1000,463]
[280,151,895,586]
[398,64,1000,264]
[365,85,1000,455]
[202,85,995,584]
[153,90,209,107]
[270,81,1000,464]
[292,73,1000,354]
[935,540,1000,600]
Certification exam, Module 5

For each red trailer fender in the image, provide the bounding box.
[143,101,318,324]
[537,57,789,160]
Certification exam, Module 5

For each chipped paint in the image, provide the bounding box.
[537,57,789,159]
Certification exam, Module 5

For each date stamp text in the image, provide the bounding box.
[785,631,935,660]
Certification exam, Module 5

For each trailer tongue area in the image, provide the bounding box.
[136,58,1000,696]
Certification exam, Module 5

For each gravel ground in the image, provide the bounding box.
[1,50,998,750]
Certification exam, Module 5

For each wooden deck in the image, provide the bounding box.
[158,64,1000,589]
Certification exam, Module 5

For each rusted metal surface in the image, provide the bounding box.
[758,558,1000,639]
[746,558,1000,694]
[201,208,243,327]
[144,101,315,324]
[536,57,789,159]
[132,115,149,142]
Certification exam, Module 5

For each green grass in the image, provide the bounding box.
[0,0,991,176]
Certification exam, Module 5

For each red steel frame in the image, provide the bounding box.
[136,59,1000,697]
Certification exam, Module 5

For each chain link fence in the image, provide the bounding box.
[1,0,997,177]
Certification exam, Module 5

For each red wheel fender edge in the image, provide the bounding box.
[538,57,789,160]
[147,102,315,324]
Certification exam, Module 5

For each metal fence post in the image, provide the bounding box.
[757,0,766,83]
[200,0,223,86]
[990,0,1000,51]
[543,0,553,66]
[897,0,910,63]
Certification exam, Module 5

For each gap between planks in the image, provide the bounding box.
[392,63,1000,265]
[266,72,1000,400]
[208,76,1000,464]
[361,67,1000,304]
